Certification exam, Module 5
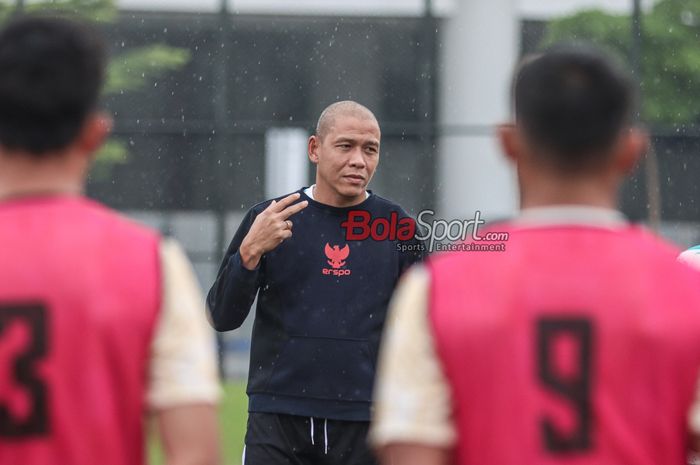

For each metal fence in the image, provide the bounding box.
[11,0,700,378]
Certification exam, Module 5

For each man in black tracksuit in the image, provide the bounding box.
[207,101,424,465]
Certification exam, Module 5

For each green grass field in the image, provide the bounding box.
[149,381,248,465]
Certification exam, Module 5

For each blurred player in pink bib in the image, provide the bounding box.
[0,16,221,465]
[371,45,700,465]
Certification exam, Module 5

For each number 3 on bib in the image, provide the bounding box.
[0,303,49,438]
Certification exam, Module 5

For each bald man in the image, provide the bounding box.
[208,101,424,465]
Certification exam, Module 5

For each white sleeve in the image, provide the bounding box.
[689,369,700,435]
[369,265,457,448]
[147,238,222,410]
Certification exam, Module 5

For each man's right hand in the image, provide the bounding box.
[239,192,309,270]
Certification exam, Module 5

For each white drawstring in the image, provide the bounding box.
[324,419,328,455]
[310,417,315,445]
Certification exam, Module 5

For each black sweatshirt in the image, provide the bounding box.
[207,187,424,421]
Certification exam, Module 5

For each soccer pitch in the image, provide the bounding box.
[149,381,248,465]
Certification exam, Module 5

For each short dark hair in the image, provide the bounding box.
[0,16,105,156]
[514,44,635,172]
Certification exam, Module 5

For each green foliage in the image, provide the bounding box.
[0,0,191,177]
[99,45,190,175]
[24,0,116,22]
[0,0,115,23]
[106,44,192,95]
[542,10,630,61]
[0,2,15,21]
[88,139,129,181]
[542,0,700,126]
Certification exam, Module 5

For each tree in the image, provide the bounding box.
[0,0,191,178]
[542,0,700,126]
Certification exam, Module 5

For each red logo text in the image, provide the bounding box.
[341,211,416,241]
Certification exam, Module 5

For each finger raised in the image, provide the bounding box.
[280,200,309,219]
[271,193,301,212]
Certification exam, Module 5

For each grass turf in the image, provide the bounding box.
[148,381,248,465]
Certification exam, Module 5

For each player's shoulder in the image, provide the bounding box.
[425,246,498,276]
[78,197,161,243]
[625,225,690,264]
[426,223,681,272]
[628,227,700,294]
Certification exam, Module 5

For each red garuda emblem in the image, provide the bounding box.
[324,243,350,269]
